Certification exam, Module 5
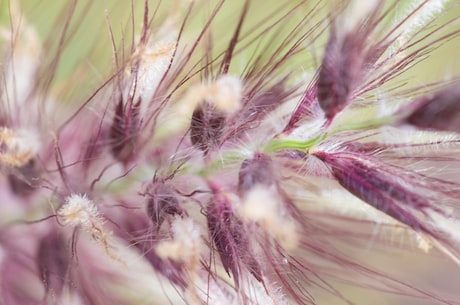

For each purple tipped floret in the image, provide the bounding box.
[146,182,183,230]
[190,103,226,154]
[109,97,141,163]
[206,188,262,287]
[238,153,274,195]
[405,85,460,132]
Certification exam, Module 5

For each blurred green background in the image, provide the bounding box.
[1,1,460,304]
[2,0,460,102]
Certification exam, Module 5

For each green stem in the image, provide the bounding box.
[196,152,243,177]
[264,134,324,153]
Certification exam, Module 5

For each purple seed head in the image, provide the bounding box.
[206,189,241,283]
[315,149,460,261]
[109,97,141,163]
[317,31,359,120]
[190,102,226,154]
[206,186,262,287]
[3,0,460,304]
[146,181,183,230]
[238,152,274,195]
[317,14,376,121]
[403,84,460,132]
[316,2,387,122]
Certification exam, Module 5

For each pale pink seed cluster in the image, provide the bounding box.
[1,1,460,305]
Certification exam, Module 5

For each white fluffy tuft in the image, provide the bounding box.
[0,127,41,167]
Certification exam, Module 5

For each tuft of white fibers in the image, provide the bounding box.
[160,74,243,140]
[156,217,203,267]
[58,194,103,228]
[415,232,434,253]
[126,40,176,108]
[156,218,223,305]
[181,75,243,115]
[238,186,299,250]
[338,0,379,35]
[0,127,41,167]
[162,75,243,137]
[57,291,86,305]
[403,0,449,33]
[211,75,244,114]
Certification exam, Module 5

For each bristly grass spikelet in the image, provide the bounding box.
[2,0,460,304]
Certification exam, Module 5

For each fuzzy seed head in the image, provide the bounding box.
[315,150,460,262]
[190,103,226,153]
[109,98,141,163]
[37,231,69,298]
[57,194,120,261]
[206,188,262,287]
[404,84,460,132]
[317,32,362,120]
[3,1,460,304]
[238,153,274,195]
[58,194,102,228]
[146,182,183,229]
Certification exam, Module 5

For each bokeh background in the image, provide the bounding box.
[1,1,460,304]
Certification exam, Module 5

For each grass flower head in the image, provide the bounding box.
[2,0,460,304]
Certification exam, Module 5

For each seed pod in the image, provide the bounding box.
[404,85,460,132]
[190,102,226,154]
[146,182,183,230]
[109,97,140,163]
[238,153,274,196]
[317,30,365,120]
[315,150,460,261]
[317,151,429,222]
[206,187,262,287]
[317,0,383,121]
